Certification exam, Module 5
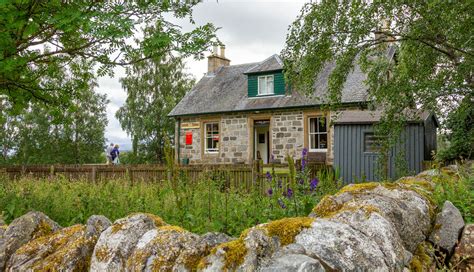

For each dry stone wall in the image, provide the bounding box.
[0,167,470,271]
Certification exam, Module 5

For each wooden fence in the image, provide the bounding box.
[0,162,329,191]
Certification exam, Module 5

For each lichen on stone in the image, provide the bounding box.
[94,245,111,262]
[32,219,55,239]
[158,225,185,233]
[337,182,380,195]
[263,217,315,246]
[312,195,344,217]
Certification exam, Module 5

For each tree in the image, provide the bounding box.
[438,95,474,161]
[282,1,473,163]
[0,0,217,112]
[116,55,194,163]
[3,60,108,164]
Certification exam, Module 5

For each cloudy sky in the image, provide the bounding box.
[97,0,307,150]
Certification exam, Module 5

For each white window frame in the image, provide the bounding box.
[257,75,274,96]
[308,116,328,152]
[204,122,219,154]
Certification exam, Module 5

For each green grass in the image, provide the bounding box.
[0,173,329,237]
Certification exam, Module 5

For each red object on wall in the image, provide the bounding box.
[185,131,192,145]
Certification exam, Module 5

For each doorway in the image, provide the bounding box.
[254,120,270,164]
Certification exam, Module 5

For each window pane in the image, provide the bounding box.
[319,133,328,149]
[259,77,266,94]
[267,76,274,94]
[310,118,316,133]
[310,134,317,149]
[318,117,327,133]
[364,133,382,153]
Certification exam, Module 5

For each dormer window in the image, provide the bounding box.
[258,75,274,95]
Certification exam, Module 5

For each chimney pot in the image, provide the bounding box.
[207,45,230,73]
[220,46,226,58]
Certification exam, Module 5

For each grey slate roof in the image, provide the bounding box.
[333,109,437,125]
[169,55,369,117]
[244,54,283,74]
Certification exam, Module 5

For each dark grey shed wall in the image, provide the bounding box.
[424,116,438,160]
[334,124,425,183]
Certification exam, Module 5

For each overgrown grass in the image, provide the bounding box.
[433,164,474,223]
[0,169,339,237]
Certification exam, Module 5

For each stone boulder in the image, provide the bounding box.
[0,211,60,270]
[126,226,200,271]
[173,232,232,271]
[429,201,465,253]
[6,215,111,271]
[259,254,325,272]
[85,215,112,239]
[310,180,433,253]
[200,217,315,271]
[90,213,166,271]
[450,224,474,270]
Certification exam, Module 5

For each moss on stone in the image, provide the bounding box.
[263,217,315,246]
[94,245,111,262]
[111,222,125,234]
[337,182,380,194]
[32,219,55,239]
[217,238,247,271]
[409,242,433,272]
[12,224,95,271]
[312,195,344,218]
[158,225,185,233]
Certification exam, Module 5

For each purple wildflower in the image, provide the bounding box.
[302,148,308,169]
[310,178,319,191]
[298,178,304,185]
[278,199,287,209]
[266,171,272,181]
[267,188,273,196]
[286,188,293,198]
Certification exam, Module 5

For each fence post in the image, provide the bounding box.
[49,165,55,179]
[91,166,97,183]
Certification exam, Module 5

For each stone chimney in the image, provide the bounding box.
[208,45,230,73]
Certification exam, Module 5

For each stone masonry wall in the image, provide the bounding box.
[271,111,305,164]
[177,109,338,165]
[220,114,249,164]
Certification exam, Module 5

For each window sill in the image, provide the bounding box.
[248,94,285,99]
[309,149,327,153]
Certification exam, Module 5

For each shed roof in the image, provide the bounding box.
[169,55,370,117]
[333,109,438,125]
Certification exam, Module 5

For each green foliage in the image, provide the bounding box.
[437,96,474,162]
[433,166,474,223]
[0,69,108,164]
[0,166,342,237]
[0,0,217,111]
[283,1,473,168]
[116,55,194,163]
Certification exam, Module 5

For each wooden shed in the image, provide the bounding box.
[333,110,438,183]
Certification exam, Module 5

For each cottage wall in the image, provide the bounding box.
[175,109,345,165]
[271,111,305,163]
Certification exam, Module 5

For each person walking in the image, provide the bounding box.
[106,143,114,165]
[111,144,120,165]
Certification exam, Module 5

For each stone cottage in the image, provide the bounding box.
[169,47,438,181]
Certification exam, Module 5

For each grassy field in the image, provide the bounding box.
[0,169,339,236]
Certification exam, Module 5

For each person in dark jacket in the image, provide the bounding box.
[110,144,120,165]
